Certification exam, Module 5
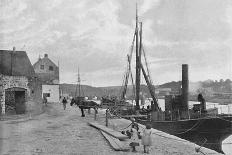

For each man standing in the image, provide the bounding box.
[62,97,67,110]
[198,93,206,113]
[43,95,47,106]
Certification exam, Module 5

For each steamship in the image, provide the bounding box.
[119,6,232,154]
[135,65,232,154]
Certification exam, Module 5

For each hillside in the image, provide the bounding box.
[60,79,232,100]
[60,84,150,99]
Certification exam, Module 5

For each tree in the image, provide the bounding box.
[219,79,224,83]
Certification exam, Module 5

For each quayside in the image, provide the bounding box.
[111,5,232,154]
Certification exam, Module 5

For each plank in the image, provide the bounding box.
[121,115,147,118]
[88,122,128,140]
[101,131,130,151]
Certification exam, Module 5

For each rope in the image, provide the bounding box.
[152,132,188,143]
[142,45,153,86]
[175,120,202,135]
[119,29,136,99]
[207,115,232,123]
[117,123,133,131]
[195,138,208,155]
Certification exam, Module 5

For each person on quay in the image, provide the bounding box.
[142,124,152,153]
[62,97,67,110]
[129,124,140,152]
[43,95,47,106]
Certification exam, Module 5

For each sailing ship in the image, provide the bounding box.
[119,5,232,153]
[71,68,98,117]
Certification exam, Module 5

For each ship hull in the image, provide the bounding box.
[136,116,232,153]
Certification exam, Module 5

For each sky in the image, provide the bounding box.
[0,0,232,87]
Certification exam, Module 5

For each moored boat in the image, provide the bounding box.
[117,5,232,153]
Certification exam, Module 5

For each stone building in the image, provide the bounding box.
[0,49,41,114]
[33,54,60,102]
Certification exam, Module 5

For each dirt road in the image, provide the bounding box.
[0,103,221,155]
[1,103,116,155]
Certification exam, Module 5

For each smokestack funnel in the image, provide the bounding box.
[182,64,189,110]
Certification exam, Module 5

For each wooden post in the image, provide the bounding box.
[188,109,190,120]
[178,109,180,120]
[106,109,108,127]
[170,111,172,121]
[199,107,201,117]
[94,108,97,121]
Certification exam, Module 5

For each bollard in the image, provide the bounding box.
[106,109,108,127]
[94,108,97,121]
[199,108,201,117]
[171,111,173,121]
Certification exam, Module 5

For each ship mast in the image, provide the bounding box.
[78,67,81,97]
[135,3,141,110]
[74,67,83,98]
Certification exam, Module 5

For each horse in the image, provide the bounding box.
[70,98,99,117]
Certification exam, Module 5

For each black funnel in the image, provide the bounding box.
[182,64,189,110]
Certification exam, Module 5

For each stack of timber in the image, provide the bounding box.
[88,122,130,151]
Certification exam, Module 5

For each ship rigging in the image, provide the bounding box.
[117,5,232,154]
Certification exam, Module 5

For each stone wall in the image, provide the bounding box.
[0,74,29,114]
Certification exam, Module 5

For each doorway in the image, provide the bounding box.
[5,87,26,114]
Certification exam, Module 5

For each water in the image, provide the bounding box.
[137,99,232,115]
[97,98,231,154]
[137,99,232,155]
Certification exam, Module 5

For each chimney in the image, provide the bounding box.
[182,64,189,110]
[38,55,41,60]
[44,54,48,58]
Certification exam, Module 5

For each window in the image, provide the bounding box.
[49,66,54,71]
[43,93,50,97]
[40,65,44,70]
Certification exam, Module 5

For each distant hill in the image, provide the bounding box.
[60,84,104,98]
[159,81,181,92]
[60,84,150,99]
[60,79,232,98]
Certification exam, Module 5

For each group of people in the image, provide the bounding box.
[122,119,152,153]
[43,95,68,110]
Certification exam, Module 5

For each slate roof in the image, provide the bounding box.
[0,50,35,77]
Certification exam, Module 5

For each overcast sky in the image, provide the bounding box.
[0,0,232,87]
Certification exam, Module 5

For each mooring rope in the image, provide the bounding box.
[206,115,232,123]
[174,120,202,135]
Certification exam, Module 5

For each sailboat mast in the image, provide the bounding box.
[135,3,141,110]
[78,67,81,97]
